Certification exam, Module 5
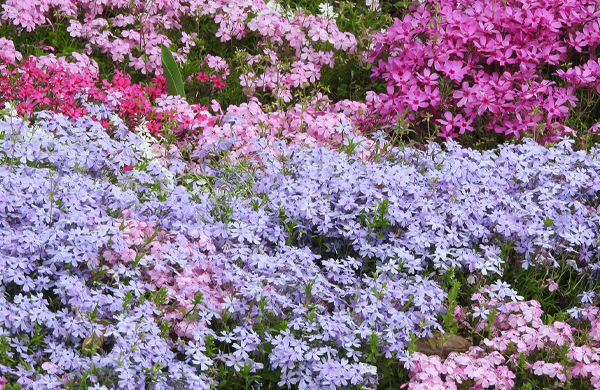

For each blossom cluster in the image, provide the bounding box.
[0,52,171,135]
[2,99,600,388]
[0,107,212,389]
[367,0,600,141]
[240,1,357,102]
[198,94,368,160]
[4,1,600,389]
[408,287,600,390]
[254,137,600,280]
[1,0,358,105]
[0,48,375,163]
[0,105,441,389]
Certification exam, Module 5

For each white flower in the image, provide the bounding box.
[266,0,284,13]
[266,0,295,19]
[365,0,381,11]
[130,122,176,194]
[359,362,377,376]
[318,3,338,20]
[134,122,161,160]
[3,102,17,116]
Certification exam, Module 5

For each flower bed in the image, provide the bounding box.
[1,1,600,389]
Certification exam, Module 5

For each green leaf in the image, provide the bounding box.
[395,1,420,6]
[543,217,554,227]
[260,368,281,383]
[160,44,185,98]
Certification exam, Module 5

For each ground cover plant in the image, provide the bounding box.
[1,0,600,389]
[366,0,600,146]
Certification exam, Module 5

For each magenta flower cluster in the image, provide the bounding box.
[367,0,600,141]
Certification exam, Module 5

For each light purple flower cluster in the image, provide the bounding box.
[254,139,600,280]
[0,105,443,389]
[0,108,212,389]
[2,103,600,389]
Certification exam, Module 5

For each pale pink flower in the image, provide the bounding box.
[42,361,58,374]
[546,278,560,291]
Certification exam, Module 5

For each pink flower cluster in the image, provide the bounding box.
[241,5,357,102]
[204,54,230,80]
[0,37,22,63]
[152,95,214,137]
[102,211,226,339]
[199,94,369,160]
[1,0,357,100]
[0,50,213,137]
[1,0,77,32]
[0,52,104,118]
[408,286,600,389]
[0,47,375,159]
[367,0,600,142]
[101,70,169,134]
[186,55,229,97]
